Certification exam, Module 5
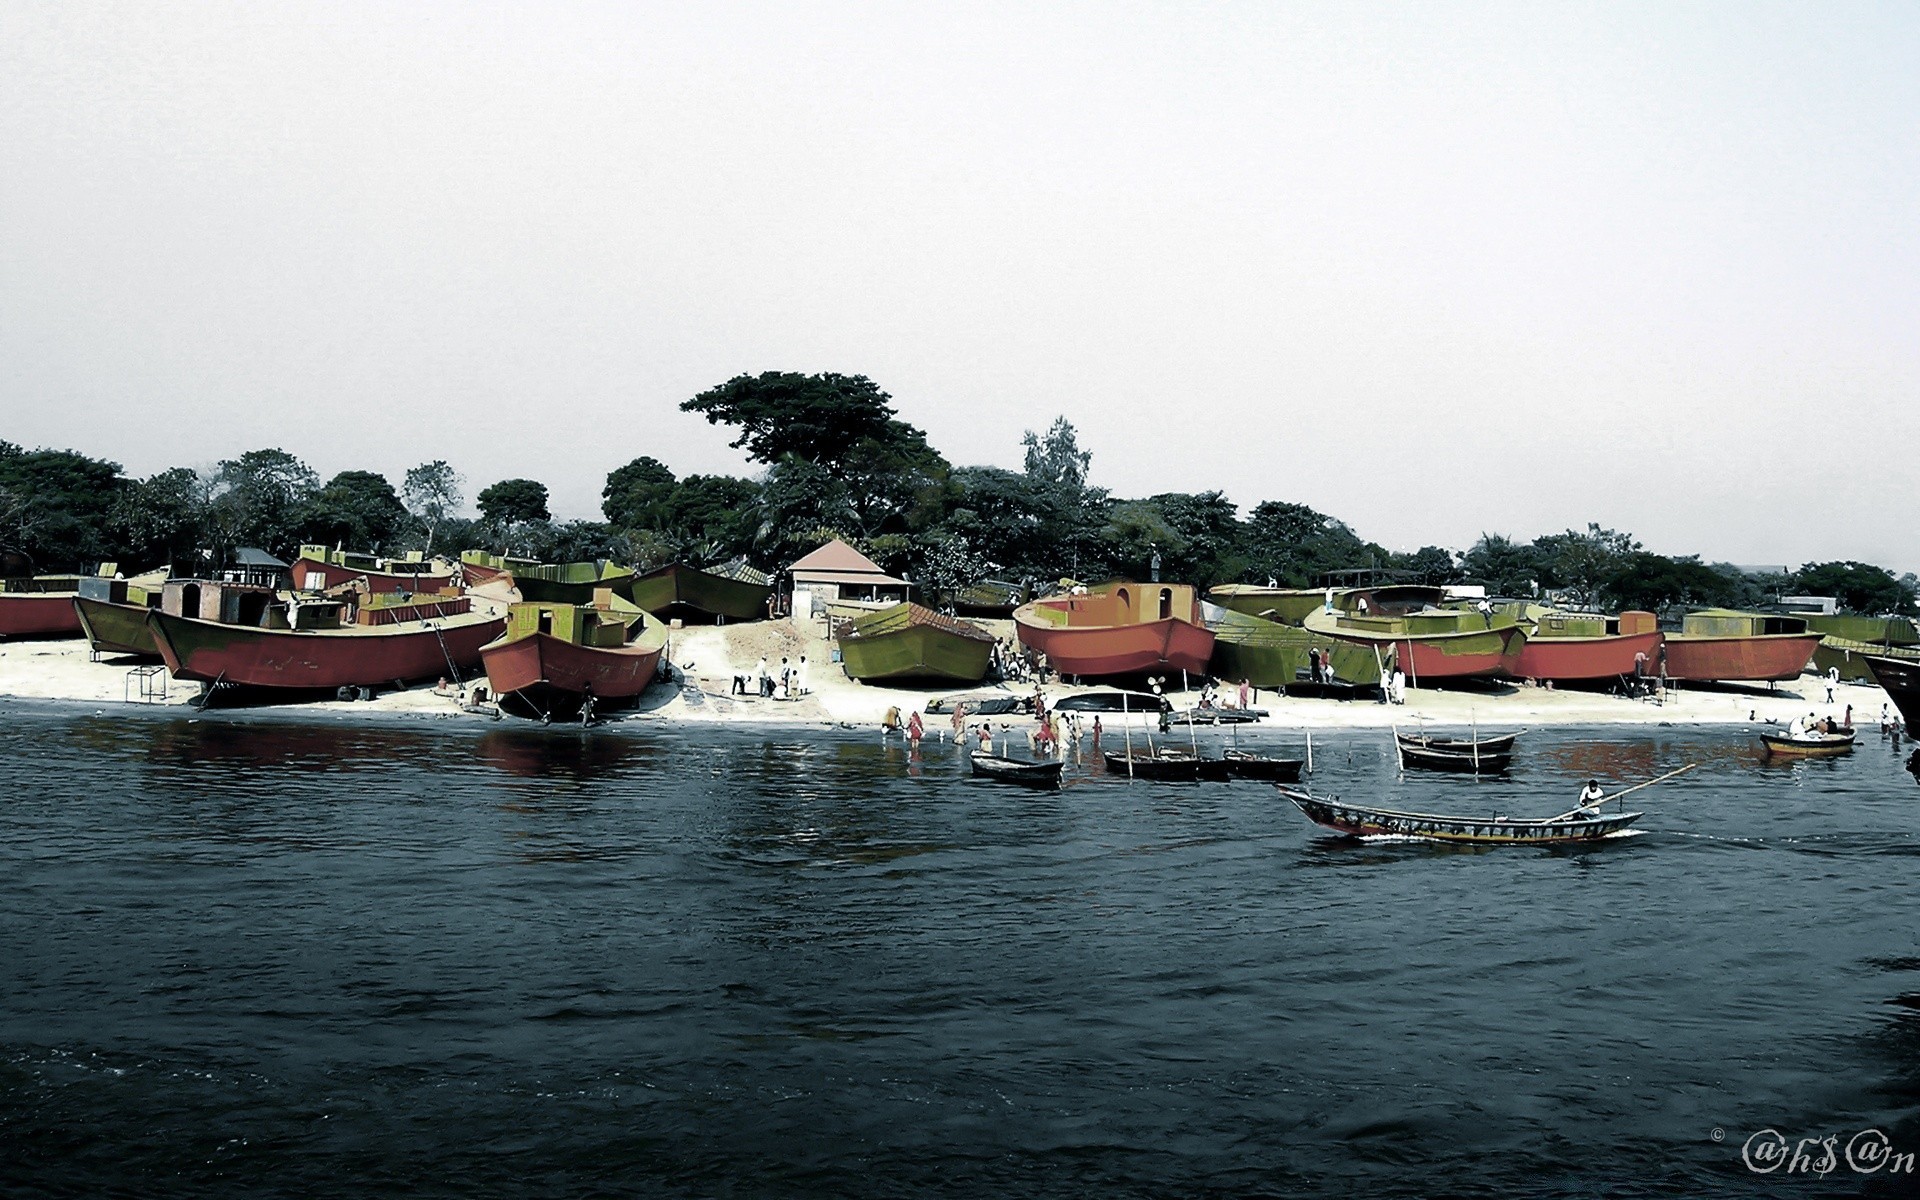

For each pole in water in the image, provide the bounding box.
[1306,728,1314,773]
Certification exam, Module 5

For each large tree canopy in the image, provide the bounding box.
[206,448,319,561]
[300,470,408,552]
[681,372,902,467]
[477,478,551,527]
[1794,560,1915,615]
[402,460,465,553]
[0,447,129,571]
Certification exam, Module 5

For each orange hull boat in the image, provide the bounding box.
[1662,634,1819,683]
[1014,582,1215,678]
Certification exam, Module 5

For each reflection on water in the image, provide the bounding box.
[473,726,656,781]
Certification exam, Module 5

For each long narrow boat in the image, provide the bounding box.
[1759,730,1855,758]
[149,603,504,694]
[1302,603,1526,682]
[1396,730,1523,755]
[1512,609,1664,683]
[509,560,637,606]
[1869,654,1920,730]
[1282,789,1642,844]
[1398,742,1512,774]
[1102,749,1233,782]
[837,603,995,683]
[1014,581,1215,680]
[480,598,668,719]
[628,561,771,623]
[0,576,87,639]
[1221,750,1304,782]
[1203,603,1381,692]
[1659,610,1820,683]
[969,754,1065,787]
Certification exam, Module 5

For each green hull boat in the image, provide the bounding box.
[1207,584,1328,625]
[74,595,162,658]
[629,562,770,623]
[1205,605,1381,689]
[838,603,994,683]
[511,561,636,606]
[1807,615,1920,683]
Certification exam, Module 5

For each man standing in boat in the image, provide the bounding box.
[1576,779,1606,814]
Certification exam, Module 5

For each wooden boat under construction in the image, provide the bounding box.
[1869,654,1920,730]
[150,599,503,695]
[1202,603,1381,692]
[480,598,668,719]
[291,548,452,594]
[1759,730,1856,758]
[71,571,171,658]
[628,561,771,623]
[1512,609,1664,683]
[1660,610,1820,683]
[969,753,1065,787]
[837,603,994,683]
[509,560,637,606]
[1282,790,1642,845]
[1302,602,1527,682]
[1014,581,1215,680]
[0,576,88,640]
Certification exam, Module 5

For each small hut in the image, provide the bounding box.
[788,539,910,620]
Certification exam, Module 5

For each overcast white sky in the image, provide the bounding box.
[3,2,1915,569]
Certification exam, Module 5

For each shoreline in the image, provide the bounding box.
[0,619,1889,733]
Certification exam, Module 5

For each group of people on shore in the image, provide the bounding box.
[990,638,1048,685]
[733,654,809,700]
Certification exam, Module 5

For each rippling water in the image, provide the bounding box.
[3,699,1919,1197]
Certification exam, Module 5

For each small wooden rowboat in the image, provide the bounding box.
[1397,742,1513,774]
[1759,730,1856,758]
[970,754,1066,787]
[1281,790,1643,845]
[1103,750,1233,782]
[1221,750,1304,782]
[1395,730,1523,754]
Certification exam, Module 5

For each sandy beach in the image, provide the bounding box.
[0,615,1887,734]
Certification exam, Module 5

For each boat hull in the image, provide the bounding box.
[1101,751,1233,782]
[149,610,504,691]
[1869,654,1920,731]
[1206,609,1382,689]
[480,631,664,702]
[1016,616,1215,679]
[1399,744,1512,774]
[969,754,1065,787]
[840,624,992,683]
[629,563,770,623]
[1661,634,1820,683]
[1285,792,1640,844]
[73,596,160,657]
[1514,630,1664,683]
[0,592,84,639]
[1813,639,1920,685]
[1760,732,1855,758]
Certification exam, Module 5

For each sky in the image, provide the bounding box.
[3,1,1916,571]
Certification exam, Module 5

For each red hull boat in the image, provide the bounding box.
[1515,630,1664,682]
[149,609,503,690]
[1662,635,1820,682]
[1014,582,1215,678]
[481,632,664,700]
[0,592,84,639]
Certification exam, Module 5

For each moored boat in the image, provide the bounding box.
[1282,790,1641,844]
[1869,654,1920,730]
[1101,749,1233,782]
[1512,609,1663,684]
[1759,730,1855,758]
[1395,730,1524,755]
[1660,610,1820,683]
[1397,741,1512,774]
[837,603,995,684]
[0,575,88,639]
[480,597,668,719]
[1221,750,1303,782]
[969,753,1066,787]
[629,560,771,623]
[1014,581,1215,680]
[149,599,503,695]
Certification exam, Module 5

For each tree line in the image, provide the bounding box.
[3,371,1913,615]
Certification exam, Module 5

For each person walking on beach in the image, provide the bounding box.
[1826,665,1840,704]
[883,705,902,735]
[754,656,769,698]
[797,654,809,695]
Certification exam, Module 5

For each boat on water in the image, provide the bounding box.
[1395,730,1524,755]
[969,753,1065,787]
[508,560,637,606]
[1221,749,1303,782]
[1102,749,1233,782]
[1202,603,1381,694]
[837,603,995,684]
[1397,741,1513,774]
[1302,601,1527,683]
[72,570,171,657]
[480,597,668,719]
[628,560,771,623]
[1807,614,1920,683]
[1759,729,1855,758]
[1014,581,1215,680]
[1869,654,1920,730]
[1511,609,1664,684]
[290,546,453,594]
[0,574,90,640]
[149,593,503,697]
[1282,790,1641,844]
[1659,610,1820,683]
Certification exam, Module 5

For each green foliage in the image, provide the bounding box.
[402,461,464,553]
[1022,417,1092,492]
[1460,534,1542,596]
[1242,501,1372,587]
[1391,545,1460,586]
[1529,525,1640,606]
[1793,561,1915,614]
[1602,553,1738,612]
[476,478,552,555]
[682,372,900,465]
[601,456,677,529]
[1099,492,1246,591]
[0,448,129,571]
[111,467,209,573]
[300,470,408,552]
[205,449,319,562]
[913,531,987,607]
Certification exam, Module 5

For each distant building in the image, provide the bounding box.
[788,539,911,618]
[220,548,289,590]
[1779,594,1839,616]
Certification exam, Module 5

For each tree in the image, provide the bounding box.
[0,447,129,571]
[1392,545,1461,587]
[662,474,761,562]
[756,455,855,558]
[1022,416,1092,493]
[1460,534,1543,597]
[206,448,320,560]
[402,461,465,553]
[1793,561,1915,614]
[681,371,900,466]
[1603,553,1737,612]
[300,470,408,552]
[112,467,210,573]
[1530,525,1640,606]
[601,456,677,530]
[1242,501,1372,586]
[476,478,551,554]
[913,531,987,607]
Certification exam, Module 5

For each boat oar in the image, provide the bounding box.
[1548,763,1698,821]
